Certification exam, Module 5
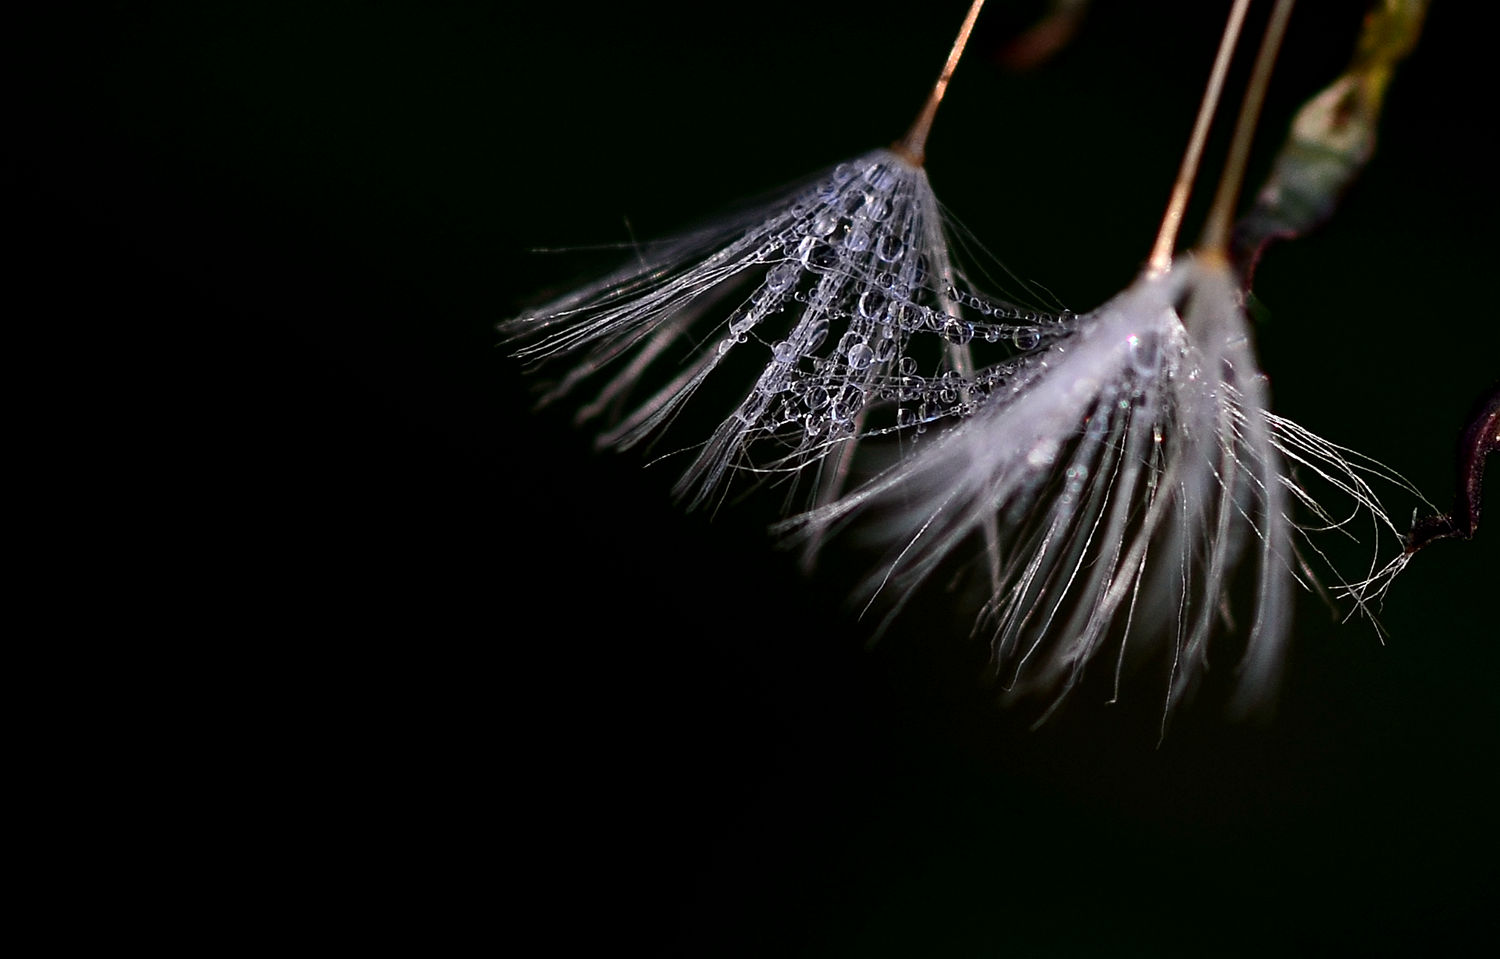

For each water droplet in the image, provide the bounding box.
[773,341,797,364]
[798,238,839,271]
[898,356,918,375]
[873,336,897,362]
[877,233,906,263]
[911,256,929,287]
[847,342,875,371]
[1127,333,1159,377]
[809,211,840,237]
[896,407,917,429]
[805,318,830,353]
[834,384,864,418]
[765,261,799,294]
[859,290,887,319]
[1012,328,1041,350]
[943,318,973,345]
[888,301,921,330]
[804,385,830,410]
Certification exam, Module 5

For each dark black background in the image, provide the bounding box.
[33,1,1497,953]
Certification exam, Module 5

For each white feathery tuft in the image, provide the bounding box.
[781,254,1427,724]
[504,148,1058,513]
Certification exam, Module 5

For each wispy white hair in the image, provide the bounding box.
[784,254,1421,722]
[504,149,1055,512]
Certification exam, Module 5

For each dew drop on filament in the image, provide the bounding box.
[943,318,974,345]
[847,342,875,371]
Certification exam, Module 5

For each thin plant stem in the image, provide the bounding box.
[1146,0,1252,275]
[1202,0,1298,257]
[893,0,988,166]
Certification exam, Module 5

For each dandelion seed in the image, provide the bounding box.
[786,252,1420,721]
[502,1,1045,516]
[506,150,952,507]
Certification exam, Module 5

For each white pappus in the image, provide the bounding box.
[781,252,1424,723]
[503,148,1059,514]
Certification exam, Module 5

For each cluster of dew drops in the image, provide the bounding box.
[709,150,1074,462]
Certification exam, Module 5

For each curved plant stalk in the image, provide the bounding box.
[1405,385,1499,553]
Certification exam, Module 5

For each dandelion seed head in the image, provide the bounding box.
[505,147,1062,514]
[783,254,1422,724]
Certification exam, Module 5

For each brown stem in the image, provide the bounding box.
[1146,0,1252,275]
[1202,0,1297,257]
[893,0,988,166]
